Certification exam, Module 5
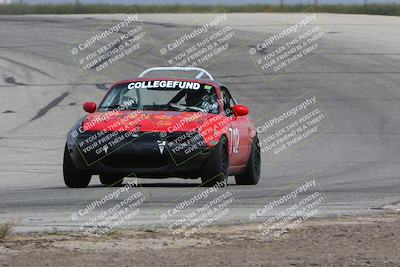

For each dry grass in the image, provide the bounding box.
[0,222,15,240]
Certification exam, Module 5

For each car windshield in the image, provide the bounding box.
[98,80,220,114]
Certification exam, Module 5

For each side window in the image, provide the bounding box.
[220,86,236,116]
[229,95,236,107]
[221,87,231,110]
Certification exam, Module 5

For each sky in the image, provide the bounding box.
[12,0,400,4]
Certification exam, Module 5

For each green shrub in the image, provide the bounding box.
[0,3,400,16]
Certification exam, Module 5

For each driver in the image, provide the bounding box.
[185,90,204,107]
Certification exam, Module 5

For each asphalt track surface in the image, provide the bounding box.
[0,13,399,232]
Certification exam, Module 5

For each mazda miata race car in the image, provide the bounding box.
[64,67,260,188]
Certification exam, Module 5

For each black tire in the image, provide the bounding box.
[201,136,228,187]
[63,145,91,188]
[99,174,123,187]
[235,136,261,185]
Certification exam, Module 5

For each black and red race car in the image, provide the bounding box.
[64,67,260,188]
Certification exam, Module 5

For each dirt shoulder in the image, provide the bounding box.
[1,213,400,267]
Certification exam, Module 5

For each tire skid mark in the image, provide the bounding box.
[30,92,70,121]
[3,75,25,86]
[217,71,400,79]
[0,55,54,78]
[95,83,108,90]
[0,82,112,87]
[134,21,179,28]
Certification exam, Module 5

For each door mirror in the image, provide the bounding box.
[232,105,249,117]
[83,102,96,113]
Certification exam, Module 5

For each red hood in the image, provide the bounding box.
[82,110,216,133]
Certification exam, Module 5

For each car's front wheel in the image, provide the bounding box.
[201,136,228,187]
[99,174,123,187]
[63,145,91,188]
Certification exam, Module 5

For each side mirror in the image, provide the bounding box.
[83,102,96,113]
[232,105,249,117]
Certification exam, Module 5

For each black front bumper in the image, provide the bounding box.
[67,131,211,178]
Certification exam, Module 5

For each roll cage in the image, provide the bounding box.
[139,67,215,81]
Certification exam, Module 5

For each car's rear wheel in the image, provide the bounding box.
[235,136,261,185]
[63,145,91,188]
[201,136,228,187]
[99,174,123,187]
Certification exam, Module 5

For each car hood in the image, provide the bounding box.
[82,110,216,133]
